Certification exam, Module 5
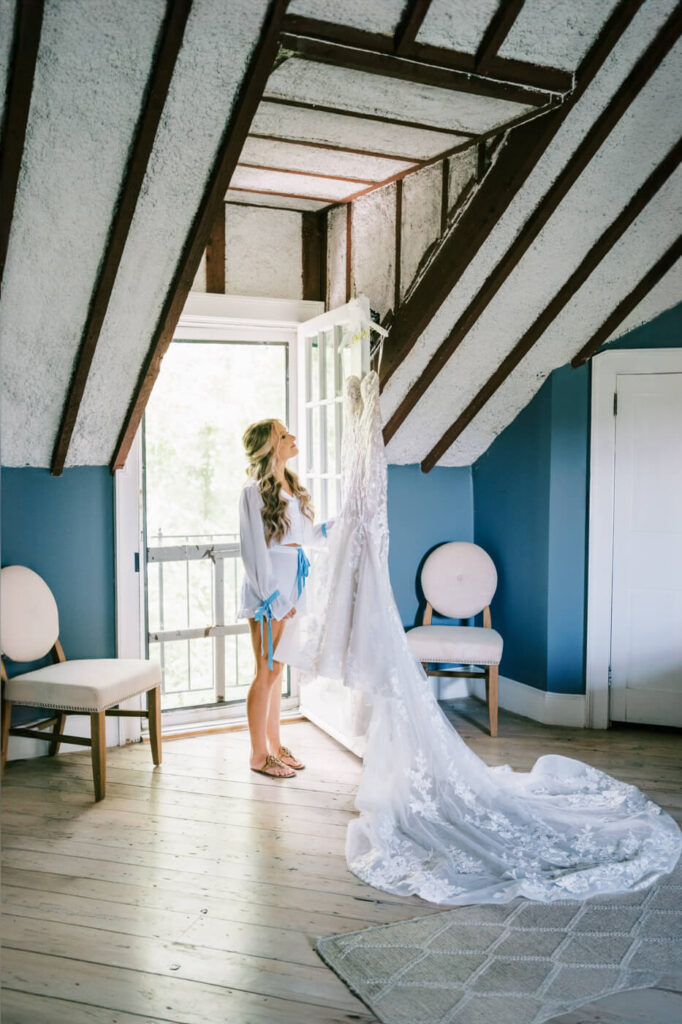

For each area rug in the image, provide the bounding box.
[317,860,682,1024]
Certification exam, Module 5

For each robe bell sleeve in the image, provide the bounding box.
[305,516,336,549]
[239,485,294,621]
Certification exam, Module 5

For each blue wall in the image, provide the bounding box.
[1,468,116,697]
[387,464,473,628]
[472,300,682,694]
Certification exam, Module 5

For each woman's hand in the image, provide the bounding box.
[282,607,297,620]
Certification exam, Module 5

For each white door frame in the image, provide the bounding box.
[113,293,324,740]
[586,346,682,728]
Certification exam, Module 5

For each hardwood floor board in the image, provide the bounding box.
[1,848,433,923]
[1,807,348,858]
[1,989,170,1024]
[4,758,359,808]
[2,947,377,1023]
[1,878,396,947]
[2,912,362,1008]
[1,783,353,836]
[3,773,358,827]
[1,824,357,887]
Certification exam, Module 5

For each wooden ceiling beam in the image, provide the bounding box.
[261,96,478,137]
[571,235,682,368]
[228,186,348,203]
[0,0,44,291]
[237,161,376,184]
[278,31,555,107]
[280,14,572,94]
[380,0,649,434]
[205,203,226,294]
[51,0,192,475]
[394,0,431,55]
[248,132,422,162]
[475,0,525,75]
[110,0,288,473]
[421,137,682,472]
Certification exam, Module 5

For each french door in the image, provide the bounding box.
[295,297,372,754]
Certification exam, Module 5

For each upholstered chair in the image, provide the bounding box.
[1,565,162,800]
[406,542,503,736]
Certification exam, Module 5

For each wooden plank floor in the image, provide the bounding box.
[1,698,680,1024]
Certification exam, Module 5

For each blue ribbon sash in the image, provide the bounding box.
[296,546,310,597]
[254,589,280,670]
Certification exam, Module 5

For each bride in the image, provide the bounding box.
[282,370,681,906]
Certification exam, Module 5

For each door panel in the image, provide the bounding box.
[610,372,682,726]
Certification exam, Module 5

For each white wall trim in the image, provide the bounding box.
[178,293,324,341]
[113,425,146,746]
[439,675,587,727]
[586,347,682,728]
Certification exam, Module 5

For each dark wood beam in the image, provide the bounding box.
[345,202,352,302]
[227,186,347,203]
[261,95,477,137]
[571,235,682,368]
[279,32,554,107]
[302,209,326,301]
[422,137,682,472]
[238,161,375,184]
[394,0,431,55]
[249,131,422,162]
[51,0,192,475]
[281,14,572,94]
[440,158,449,234]
[394,178,403,311]
[0,0,44,291]
[475,1,525,75]
[380,0,649,432]
[110,0,288,473]
[205,203,225,294]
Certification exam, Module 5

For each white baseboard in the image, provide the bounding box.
[439,674,587,728]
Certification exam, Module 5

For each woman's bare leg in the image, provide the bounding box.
[265,662,284,755]
[246,618,293,777]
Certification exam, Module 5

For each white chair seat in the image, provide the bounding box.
[407,625,503,665]
[4,658,162,713]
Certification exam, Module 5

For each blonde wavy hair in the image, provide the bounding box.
[242,419,314,545]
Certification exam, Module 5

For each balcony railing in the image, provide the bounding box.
[146,532,288,709]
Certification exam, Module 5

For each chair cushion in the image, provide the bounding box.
[407,626,503,665]
[4,659,162,712]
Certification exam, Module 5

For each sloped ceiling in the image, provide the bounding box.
[381,0,682,466]
[1,0,679,471]
[0,0,273,468]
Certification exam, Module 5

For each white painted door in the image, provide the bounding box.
[295,297,372,755]
[610,371,682,726]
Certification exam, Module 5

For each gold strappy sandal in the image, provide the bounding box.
[251,754,296,778]
[278,745,305,770]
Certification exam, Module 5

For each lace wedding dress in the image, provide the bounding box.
[290,370,682,906]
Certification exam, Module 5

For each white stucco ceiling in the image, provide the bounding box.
[382,0,682,466]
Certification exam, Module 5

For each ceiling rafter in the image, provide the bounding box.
[280,13,572,94]
[278,31,556,107]
[236,161,376,184]
[248,132,422,163]
[381,0,648,436]
[110,0,289,473]
[394,0,431,55]
[0,0,44,291]
[260,96,478,137]
[51,0,193,475]
[229,186,348,203]
[475,0,525,75]
[571,235,682,368]
[421,137,682,472]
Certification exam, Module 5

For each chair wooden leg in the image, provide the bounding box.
[1,697,11,773]
[147,685,162,766]
[48,711,66,756]
[487,664,499,738]
[90,711,106,801]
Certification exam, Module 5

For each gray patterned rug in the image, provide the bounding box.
[317,861,682,1024]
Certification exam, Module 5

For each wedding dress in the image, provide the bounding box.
[290,370,682,906]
